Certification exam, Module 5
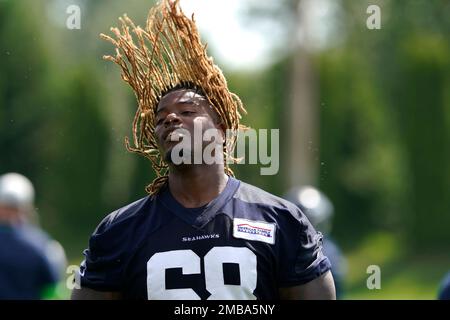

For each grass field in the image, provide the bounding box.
[343,232,449,300]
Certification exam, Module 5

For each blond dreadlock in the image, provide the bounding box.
[100,0,247,195]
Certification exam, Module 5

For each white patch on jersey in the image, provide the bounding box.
[233,218,276,245]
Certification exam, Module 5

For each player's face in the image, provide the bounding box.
[154,89,224,163]
[0,204,20,224]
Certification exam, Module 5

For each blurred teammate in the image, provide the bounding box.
[0,173,66,299]
[438,271,450,300]
[72,0,335,300]
[284,186,347,298]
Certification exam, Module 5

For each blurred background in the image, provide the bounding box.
[0,0,449,299]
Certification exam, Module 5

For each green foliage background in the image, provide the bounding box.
[0,0,448,299]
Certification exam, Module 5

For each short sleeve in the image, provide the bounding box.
[78,196,153,292]
[79,213,130,291]
[277,207,331,287]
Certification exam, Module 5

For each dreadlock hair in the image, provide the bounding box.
[100,0,247,195]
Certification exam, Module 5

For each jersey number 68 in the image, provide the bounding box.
[147,246,257,300]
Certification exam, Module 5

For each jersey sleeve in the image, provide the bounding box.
[78,210,134,292]
[277,206,332,287]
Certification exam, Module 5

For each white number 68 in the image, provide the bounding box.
[146,246,257,300]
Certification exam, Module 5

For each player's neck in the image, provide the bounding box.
[167,165,228,208]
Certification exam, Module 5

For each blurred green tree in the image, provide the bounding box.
[0,1,110,257]
[0,0,50,180]
[241,0,450,250]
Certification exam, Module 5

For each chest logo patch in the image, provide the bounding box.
[233,218,276,245]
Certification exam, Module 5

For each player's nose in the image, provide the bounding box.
[164,112,181,126]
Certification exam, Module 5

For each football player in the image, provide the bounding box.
[71,0,335,300]
[0,173,65,299]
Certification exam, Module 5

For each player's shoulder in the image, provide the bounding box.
[234,180,300,213]
[94,195,155,235]
[231,180,317,243]
[86,195,159,259]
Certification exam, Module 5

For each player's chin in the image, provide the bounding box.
[163,147,174,164]
[161,142,179,162]
[164,146,184,165]
[165,147,198,166]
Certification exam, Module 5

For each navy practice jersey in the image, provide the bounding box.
[79,177,331,300]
